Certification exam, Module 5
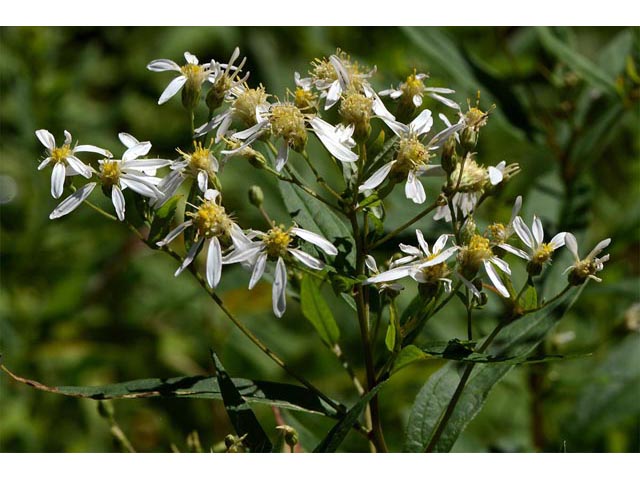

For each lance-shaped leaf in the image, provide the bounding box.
[300,275,340,348]
[404,284,585,452]
[148,194,182,245]
[212,351,272,453]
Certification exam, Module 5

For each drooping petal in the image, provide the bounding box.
[427,92,460,110]
[122,142,152,162]
[484,260,510,298]
[324,80,342,110]
[290,249,325,270]
[275,141,289,172]
[49,182,97,219]
[510,196,523,223]
[432,234,450,254]
[119,176,160,199]
[363,265,413,284]
[184,52,199,65]
[405,170,426,204]
[399,243,422,257]
[513,216,534,249]
[147,59,181,72]
[35,129,56,150]
[498,243,530,260]
[65,155,93,179]
[197,169,208,192]
[358,160,396,192]
[587,238,611,261]
[118,132,140,148]
[111,185,126,221]
[272,257,287,318]
[156,220,193,247]
[175,238,204,277]
[309,117,358,163]
[291,227,338,255]
[429,121,465,147]
[51,162,66,198]
[564,233,580,261]
[73,144,112,157]
[364,255,378,273]
[223,244,263,265]
[158,75,187,105]
[248,252,268,289]
[412,94,423,107]
[206,237,222,288]
[409,109,433,136]
[532,215,544,246]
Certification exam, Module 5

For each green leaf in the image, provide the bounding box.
[520,286,538,311]
[536,27,617,94]
[391,345,429,375]
[404,285,585,452]
[313,381,386,452]
[212,351,272,453]
[147,195,183,245]
[566,333,640,445]
[300,275,340,347]
[384,322,396,352]
[0,364,339,417]
[365,136,398,176]
[278,177,355,268]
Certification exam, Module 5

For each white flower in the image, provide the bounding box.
[458,234,512,298]
[35,129,111,199]
[486,196,522,244]
[147,52,211,105]
[364,231,457,291]
[49,135,169,221]
[563,233,611,284]
[207,47,249,93]
[156,189,241,289]
[379,72,459,110]
[363,255,404,293]
[500,215,566,266]
[224,226,338,318]
[358,106,464,204]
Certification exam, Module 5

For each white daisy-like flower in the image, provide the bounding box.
[147,52,211,105]
[224,225,338,318]
[379,71,459,110]
[485,196,522,244]
[358,106,464,204]
[205,47,250,109]
[49,135,169,221]
[35,129,112,199]
[458,234,512,298]
[365,231,457,291]
[563,233,611,284]
[363,255,404,293]
[156,189,241,289]
[223,103,358,172]
[499,215,567,268]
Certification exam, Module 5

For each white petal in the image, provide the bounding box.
[498,243,530,260]
[363,266,413,284]
[118,132,140,148]
[184,52,199,64]
[119,176,160,199]
[532,215,544,246]
[224,244,263,265]
[425,87,454,94]
[513,216,533,249]
[230,120,268,141]
[38,157,52,170]
[147,59,181,72]
[275,142,289,172]
[204,188,220,201]
[291,227,338,255]
[122,142,152,162]
[412,94,423,107]
[249,252,268,289]
[489,256,512,275]
[456,272,481,299]
[124,158,172,172]
[175,238,204,276]
[549,232,566,250]
[49,182,97,219]
[324,80,342,110]
[36,129,56,150]
[419,246,458,267]
[405,171,426,204]
[73,144,112,157]
[66,155,93,179]
[310,117,358,163]
[290,249,325,270]
[156,220,193,247]
[429,121,465,147]
[415,229,430,256]
[364,255,378,273]
[564,233,580,261]
[427,92,460,110]
[329,55,349,90]
[432,234,450,254]
[197,170,208,192]
[587,238,611,261]
[484,261,510,298]
[410,109,433,136]
[111,185,126,221]
[510,196,523,223]
[206,237,222,288]
[273,257,287,318]
[51,162,66,199]
[379,115,408,138]
[158,75,187,105]
[399,244,421,257]
[358,160,396,192]
[438,113,453,128]
[487,166,503,186]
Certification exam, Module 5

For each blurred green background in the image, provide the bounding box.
[1,26,639,453]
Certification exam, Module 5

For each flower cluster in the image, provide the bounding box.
[36,47,611,320]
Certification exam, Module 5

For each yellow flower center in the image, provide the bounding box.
[233,86,269,126]
[393,134,430,175]
[487,223,507,243]
[189,201,232,239]
[451,156,488,192]
[293,87,317,112]
[263,226,292,259]
[181,63,206,89]
[419,261,449,285]
[51,145,71,164]
[532,243,555,265]
[99,160,121,187]
[269,104,308,151]
[401,71,425,99]
[465,107,488,130]
[178,141,215,175]
[459,234,492,271]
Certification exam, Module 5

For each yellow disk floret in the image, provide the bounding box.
[189,200,233,241]
[51,144,72,164]
[269,104,308,152]
[263,226,292,259]
[99,160,121,187]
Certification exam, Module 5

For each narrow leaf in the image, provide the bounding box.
[300,275,341,347]
[148,194,182,244]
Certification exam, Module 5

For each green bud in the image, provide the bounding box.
[276,425,299,451]
[441,135,458,175]
[460,127,478,152]
[248,185,264,207]
[526,261,543,277]
[206,86,225,113]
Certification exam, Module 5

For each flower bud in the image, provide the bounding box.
[248,185,264,207]
[276,425,299,451]
[527,261,543,277]
[460,127,478,152]
[441,135,458,175]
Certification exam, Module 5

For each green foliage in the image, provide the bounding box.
[300,276,340,348]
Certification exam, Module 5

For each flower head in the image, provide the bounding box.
[379,70,459,110]
[35,129,111,198]
[206,47,250,112]
[458,234,512,297]
[563,234,611,285]
[147,52,212,107]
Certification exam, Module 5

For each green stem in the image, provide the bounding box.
[369,200,439,249]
